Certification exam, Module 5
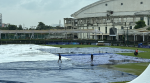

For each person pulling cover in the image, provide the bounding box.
[58,53,62,63]
[91,54,94,66]
[91,54,94,62]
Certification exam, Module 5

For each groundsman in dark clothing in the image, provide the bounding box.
[91,54,93,62]
[58,53,62,63]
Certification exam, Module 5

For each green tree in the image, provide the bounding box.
[18,25,23,30]
[36,22,45,30]
[0,26,8,30]
[134,20,146,29]
[147,27,150,30]
[8,24,17,30]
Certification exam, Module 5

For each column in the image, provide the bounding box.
[5,33,6,39]
[73,33,74,39]
[134,34,136,45]
[121,17,123,23]
[117,35,119,41]
[55,33,56,39]
[87,33,89,39]
[133,17,135,23]
[66,32,67,39]
[87,26,88,39]
[0,33,1,39]
[24,33,26,39]
[143,33,145,42]
[64,19,65,30]
[134,34,135,42]
[102,33,103,40]
[81,33,83,39]
[136,35,137,41]
[80,27,81,39]
[73,20,74,39]
[14,33,17,39]
[95,32,96,40]
[88,33,90,39]
[30,33,34,39]
[81,27,83,39]
[83,27,84,39]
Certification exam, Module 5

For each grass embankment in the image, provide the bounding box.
[45,45,150,83]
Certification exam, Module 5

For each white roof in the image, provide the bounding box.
[71,0,112,17]
[71,0,150,18]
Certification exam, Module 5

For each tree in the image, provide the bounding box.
[8,24,17,30]
[36,22,45,30]
[134,20,146,29]
[147,27,150,30]
[18,25,23,30]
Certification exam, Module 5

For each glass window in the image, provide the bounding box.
[121,26,124,29]
[148,18,149,25]
[105,4,107,6]
[130,26,132,29]
[99,27,100,31]
[141,2,143,4]
[106,36,107,40]
[121,3,123,5]
[93,27,94,34]
[140,17,144,21]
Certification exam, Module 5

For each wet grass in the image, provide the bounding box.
[105,62,149,83]
[111,82,127,83]
[111,64,149,83]
[113,63,149,75]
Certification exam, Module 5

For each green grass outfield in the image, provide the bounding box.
[45,45,150,83]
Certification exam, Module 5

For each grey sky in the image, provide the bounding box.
[0,0,99,28]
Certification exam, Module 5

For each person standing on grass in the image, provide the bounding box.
[136,49,138,54]
[58,53,62,63]
[134,49,138,56]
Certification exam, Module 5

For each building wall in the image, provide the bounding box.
[65,0,150,40]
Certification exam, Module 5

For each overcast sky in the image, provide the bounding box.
[0,0,99,28]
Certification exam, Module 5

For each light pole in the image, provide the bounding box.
[0,32,1,45]
[124,22,129,46]
[127,26,128,46]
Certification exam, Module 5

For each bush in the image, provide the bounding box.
[147,27,150,30]
[97,43,105,46]
[134,20,146,29]
[103,38,107,41]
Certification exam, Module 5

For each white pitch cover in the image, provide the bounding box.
[127,64,150,83]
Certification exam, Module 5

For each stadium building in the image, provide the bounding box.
[64,0,150,42]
